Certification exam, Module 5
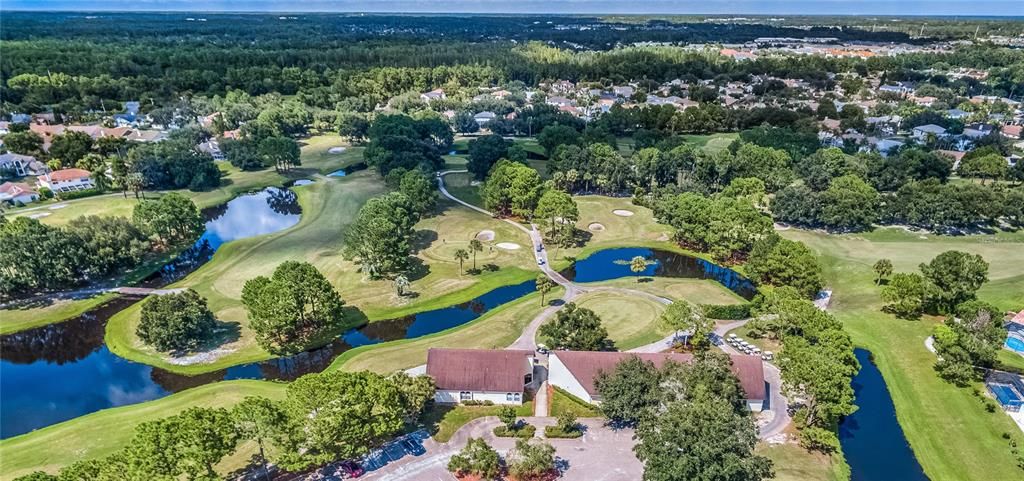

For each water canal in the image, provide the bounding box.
[839,349,929,481]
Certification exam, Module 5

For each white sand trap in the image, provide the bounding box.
[28,212,51,219]
[613,209,635,217]
[476,230,495,241]
[496,242,521,250]
[327,146,347,154]
[588,223,605,231]
[49,204,68,210]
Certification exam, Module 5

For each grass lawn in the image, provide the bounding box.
[550,195,674,268]
[422,401,534,443]
[782,227,1024,481]
[550,386,602,418]
[0,293,116,335]
[756,443,848,481]
[683,132,739,154]
[570,291,668,351]
[0,380,285,481]
[997,349,1024,373]
[584,276,747,306]
[106,173,541,375]
[331,289,562,373]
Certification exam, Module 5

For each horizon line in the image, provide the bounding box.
[2,9,1023,19]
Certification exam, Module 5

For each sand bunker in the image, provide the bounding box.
[588,223,605,231]
[49,204,68,210]
[612,209,635,217]
[28,212,51,219]
[476,230,495,241]
[496,242,521,250]
[327,146,347,154]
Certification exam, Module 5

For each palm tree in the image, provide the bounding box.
[454,249,469,275]
[393,275,410,296]
[630,256,648,282]
[469,239,483,272]
[536,274,555,306]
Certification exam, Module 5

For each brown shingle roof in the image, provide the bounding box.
[426,348,533,393]
[553,350,766,401]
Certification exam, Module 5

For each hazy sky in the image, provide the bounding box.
[3,0,1021,16]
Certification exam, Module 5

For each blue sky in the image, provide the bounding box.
[3,1,1021,16]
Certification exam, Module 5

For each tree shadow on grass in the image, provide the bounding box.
[411,229,439,253]
[405,257,431,282]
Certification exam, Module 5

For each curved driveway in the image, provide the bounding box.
[436,171,790,439]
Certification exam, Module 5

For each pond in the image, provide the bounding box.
[560,247,757,300]
[0,186,301,438]
[839,349,929,481]
[326,162,368,178]
[0,245,751,438]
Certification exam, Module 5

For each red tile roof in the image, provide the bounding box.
[46,168,91,182]
[553,350,766,401]
[0,182,37,196]
[426,348,533,393]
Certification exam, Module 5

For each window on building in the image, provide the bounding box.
[460,391,471,401]
[506,393,513,401]
[514,393,521,402]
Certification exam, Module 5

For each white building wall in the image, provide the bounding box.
[434,390,524,405]
[747,400,764,412]
[548,354,596,404]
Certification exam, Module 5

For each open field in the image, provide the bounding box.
[0,380,286,481]
[106,172,542,375]
[571,291,668,351]
[756,442,848,481]
[584,276,747,306]
[683,132,739,154]
[782,227,1024,481]
[332,288,562,373]
[551,195,674,267]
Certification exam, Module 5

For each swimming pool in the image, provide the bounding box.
[989,383,1024,409]
[1005,335,1024,353]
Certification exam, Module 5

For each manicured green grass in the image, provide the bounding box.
[571,291,668,351]
[548,195,674,268]
[584,276,747,306]
[682,132,739,154]
[106,176,542,375]
[423,402,535,443]
[550,386,602,418]
[782,228,1024,481]
[756,443,849,481]
[997,349,1024,373]
[104,172,388,374]
[0,293,116,335]
[331,289,563,373]
[0,380,285,481]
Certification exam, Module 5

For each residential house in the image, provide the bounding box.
[420,89,446,103]
[546,96,575,108]
[946,108,970,120]
[0,182,39,204]
[937,150,967,171]
[1002,125,1023,140]
[612,85,635,98]
[549,351,767,411]
[473,111,497,126]
[37,168,94,194]
[912,124,947,141]
[0,153,44,178]
[126,129,168,143]
[426,348,535,405]
[872,138,906,156]
[963,123,996,139]
[198,140,225,161]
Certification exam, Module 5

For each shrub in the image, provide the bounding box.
[493,423,536,438]
[700,303,752,320]
[543,425,583,439]
[56,187,104,201]
[798,426,841,454]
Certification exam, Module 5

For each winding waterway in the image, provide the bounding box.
[0,244,752,438]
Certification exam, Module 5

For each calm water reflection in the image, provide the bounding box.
[839,349,929,481]
[561,247,757,300]
[0,245,752,438]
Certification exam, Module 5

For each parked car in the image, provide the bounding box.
[338,460,364,478]
[537,258,545,266]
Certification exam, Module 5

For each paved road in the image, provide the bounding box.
[436,171,792,440]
